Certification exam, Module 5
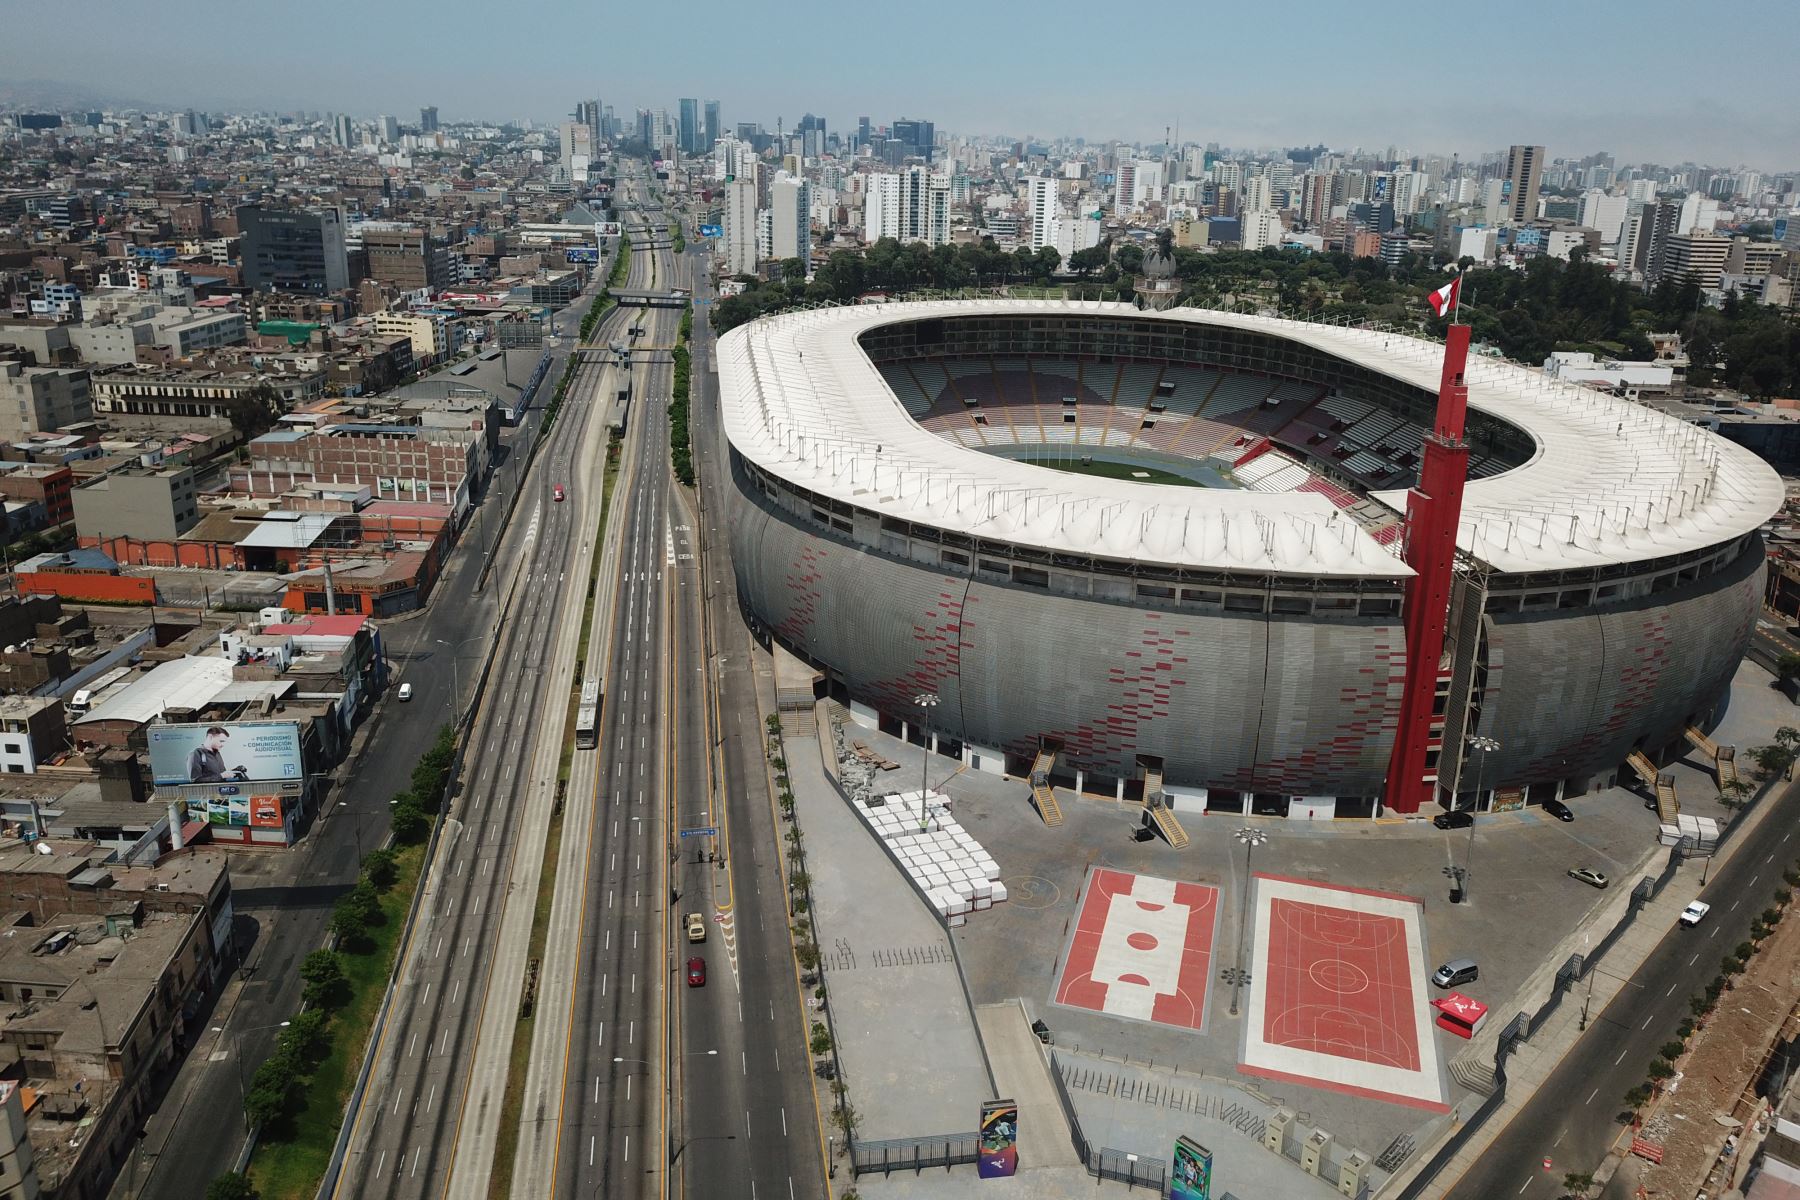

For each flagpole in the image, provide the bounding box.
[1452,267,1465,325]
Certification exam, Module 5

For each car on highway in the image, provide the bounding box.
[1542,798,1575,822]
[1434,810,1475,830]
[1567,867,1608,889]
[553,485,565,502]
[1680,900,1712,927]
[685,912,707,943]
[686,956,706,987]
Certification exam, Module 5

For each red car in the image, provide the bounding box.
[553,485,565,502]
[686,957,706,987]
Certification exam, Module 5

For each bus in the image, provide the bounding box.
[575,679,601,749]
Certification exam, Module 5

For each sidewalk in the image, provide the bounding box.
[1383,756,1796,1199]
[781,720,991,1142]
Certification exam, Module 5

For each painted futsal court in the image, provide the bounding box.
[1054,868,1219,1031]
[1052,867,1447,1111]
[1240,873,1448,1110]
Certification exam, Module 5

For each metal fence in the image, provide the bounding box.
[1046,1050,1167,1190]
[848,1132,980,1176]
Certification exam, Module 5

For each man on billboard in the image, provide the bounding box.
[189,727,251,783]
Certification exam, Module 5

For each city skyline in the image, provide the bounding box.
[2,0,1796,170]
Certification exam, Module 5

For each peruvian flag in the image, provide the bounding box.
[1426,274,1461,318]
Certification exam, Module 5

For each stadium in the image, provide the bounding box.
[716,299,1783,818]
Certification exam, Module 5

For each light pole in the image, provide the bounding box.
[913,692,939,831]
[1223,826,1269,1017]
[436,634,483,723]
[666,1133,738,1168]
[1462,735,1500,902]
[212,1019,290,1129]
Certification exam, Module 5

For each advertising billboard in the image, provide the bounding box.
[1171,1136,1212,1200]
[148,722,303,788]
[978,1099,1019,1178]
[565,247,600,264]
[698,223,724,238]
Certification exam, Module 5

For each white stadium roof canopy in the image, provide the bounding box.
[716,300,1782,579]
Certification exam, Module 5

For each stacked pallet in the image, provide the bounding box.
[854,790,1007,927]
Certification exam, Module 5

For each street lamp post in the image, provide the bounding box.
[913,692,939,831]
[436,634,484,723]
[1462,735,1500,902]
[212,1019,291,1129]
[1224,826,1269,1017]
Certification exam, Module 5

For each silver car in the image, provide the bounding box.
[1567,867,1609,889]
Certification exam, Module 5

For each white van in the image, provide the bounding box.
[398,683,414,702]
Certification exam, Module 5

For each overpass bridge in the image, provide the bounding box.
[608,288,687,308]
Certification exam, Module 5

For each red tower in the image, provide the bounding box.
[1383,323,1473,815]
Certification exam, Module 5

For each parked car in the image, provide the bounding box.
[686,956,706,987]
[1680,901,1712,927]
[1434,810,1475,830]
[1567,867,1609,889]
[1542,798,1575,822]
[1431,958,1479,988]
[685,912,707,943]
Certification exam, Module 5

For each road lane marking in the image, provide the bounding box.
[450,978,461,1005]
[594,1075,600,1103]
[746,1110,752,1138]
[406,1033,417,1059]
[1641,1016,1652,1029]
[1615,1049,1628,1065]
[781,1107,787,1136]
[1518,1179,1531,1194]
[426,1084,436,1114]
[1689,954,1699,965]
[1667,984,1677,996]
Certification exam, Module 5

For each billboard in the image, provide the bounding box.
[977,1099,1019,1178]
[565,247,600,264]
[149,722,303,787]
[698,223,724,238]
[1171,1136,1211,1200]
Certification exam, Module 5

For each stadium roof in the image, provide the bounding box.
[718,300,1783,578]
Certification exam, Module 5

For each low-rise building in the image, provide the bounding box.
[0,364,90,441]
[88,364,325,422]
[0,697,69,774]
[71,466,200,541]
[0,463,74,526]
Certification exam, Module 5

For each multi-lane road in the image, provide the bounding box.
[326,166,826,1200]
[1444,775,1800,1200]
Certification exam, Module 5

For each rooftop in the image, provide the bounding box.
[719,300,1784,578]
[72,656,232,727]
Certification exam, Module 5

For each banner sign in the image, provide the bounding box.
[148,721,303,787]
[698,223,723,238]
[1171,1135,1212,1200]
[978,1099,1019,1178]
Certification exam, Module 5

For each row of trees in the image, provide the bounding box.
[710,236,1799,398]
[670,307,694,485]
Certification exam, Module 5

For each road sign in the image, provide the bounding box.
[679,826,718,838]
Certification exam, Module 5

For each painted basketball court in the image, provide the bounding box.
[1239,874,1447,1111]
[1054,868,1219,1031]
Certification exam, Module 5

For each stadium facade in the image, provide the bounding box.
[718,300,1782,817]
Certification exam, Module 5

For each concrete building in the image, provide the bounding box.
[0,464,74,526]
[71,467,201,541]
[361,227,454,293]
[1503,144,1544,225]
[238,205,350,296]
[89,365,325,421]
[1579,189,1630,247]
[722,179,759,276]
[0,1080,40,1200]
[769,172,810,274]
[1457,226,1499,263]
[703,99,720,151]
[372,311,450,365]
[0,364,91,441]
[1026,176,1058,251]
[865,173,900,243]
[419,105,438,133]
[1657,231,1731,289]
[1241,209,1282,252]
[147,308,246,357]
[232,425,481,512]
[0,696,68,774]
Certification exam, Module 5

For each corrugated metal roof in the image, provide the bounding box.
[74,657,233,726]
[718,300,1783,578]
[239,513,335,549]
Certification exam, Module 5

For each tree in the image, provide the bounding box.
[390,798,428,844]
[278,1009,331,1069]
[300,949,348,1010]
[224,384,285,442]
[206,1174,260,1200]
[362,847,398,890]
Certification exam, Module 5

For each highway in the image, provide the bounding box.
[329,209,625,1198]
[1442,776,1800,1200]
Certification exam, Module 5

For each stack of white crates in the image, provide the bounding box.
[853,790,1007,927]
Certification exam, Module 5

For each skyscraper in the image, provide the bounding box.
[332,113,354,148]
[1503,144,1544,224]
[576,99,601,142]
[378,114,400,144]
[1027,176,1059,250]
[890,118,934,161]
[703,100,720,152]
[419,106,439,134]
[678,98,699,156]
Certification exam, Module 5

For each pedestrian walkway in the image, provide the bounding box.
[977,1000,1082,1169]
[782,722,992,1141]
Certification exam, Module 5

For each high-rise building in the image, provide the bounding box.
[1643,197,1686,280]
[723,179,759,275]
[1027,176,1059,250]
[362,226,455,292]
[576,99,601,142]
[1241,209,1282,252]
[419,106,439,134]
[857,116,871,147]
[1113,161,1137,216]
[332,113,354,147]
[378,114,400,144]
[678,98,699,156]
[239,205,350,295]
[1240,174,1273,213]
[770,172,811,274]
[1503,144,1544,225]
[1655,231,1730,289]
[1579,189,1630,247]
[891,118,934,161]
[865,173,900,242]
[703,100,720,151]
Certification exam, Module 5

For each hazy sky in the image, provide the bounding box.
[4,0,1796,170]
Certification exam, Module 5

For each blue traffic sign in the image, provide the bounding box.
[679,826,719,838]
